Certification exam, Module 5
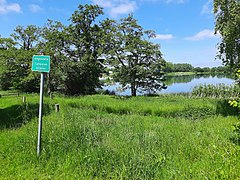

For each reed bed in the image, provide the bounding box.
[191,83,240,99]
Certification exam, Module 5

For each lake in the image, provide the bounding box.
[101,74,235,96]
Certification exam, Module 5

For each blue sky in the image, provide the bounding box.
[0,0,222,67]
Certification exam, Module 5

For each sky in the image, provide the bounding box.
[0,0,223,67]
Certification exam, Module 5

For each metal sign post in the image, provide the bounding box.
[37,73,44,156]
[32,55,50,156]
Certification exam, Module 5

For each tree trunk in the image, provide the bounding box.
[131,83,137,96]
[131,70,137,96]
[46,73,51,95]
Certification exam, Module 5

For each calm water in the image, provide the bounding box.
[102,74,234,96]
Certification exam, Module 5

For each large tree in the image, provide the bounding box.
[102,15,166,96]
[11,25,41,50]
[214,0,240,69]
[0,25,40,92]
[63,4,105,95]
[39,20,68,94]
[38,4,105,95]
[10,25,40,92]
[0,37,16,90]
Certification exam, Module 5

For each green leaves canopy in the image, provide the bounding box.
[102,14,166,96]
[214,0,240,69]
[0,5,166,96]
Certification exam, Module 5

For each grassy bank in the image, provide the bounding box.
[0,94,239,179]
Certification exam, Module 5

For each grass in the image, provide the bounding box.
[0,94,240,179]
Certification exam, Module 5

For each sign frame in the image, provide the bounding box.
[32,55,50,73]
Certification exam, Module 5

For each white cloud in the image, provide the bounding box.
[184,29,220,41]
[155,34,174,40]
[92,0,137,17]
[141,0,185,3]
[29,4,43,13]
[92,0,112,8]
[110,2,137,17]
[201,0,213,14]
[0,0,21,14]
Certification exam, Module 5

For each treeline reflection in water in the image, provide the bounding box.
[101,74,234,96]
[165,74,233,86]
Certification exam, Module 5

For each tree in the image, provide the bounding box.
[0,26,40,92]
[164,62,174,73]
[214,0,240,69]
[39,20,68,94]
[11,25,40,92]
[63,4,105,95]
[102,15,166,96]
[0,37,16,90]
[172,63,193,72]
[11,25,41,50]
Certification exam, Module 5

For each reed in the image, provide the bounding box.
[191,84,240,99]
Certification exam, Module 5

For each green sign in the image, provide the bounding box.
[32,55,50,73]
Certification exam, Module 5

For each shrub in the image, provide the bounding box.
[230,122,240,145]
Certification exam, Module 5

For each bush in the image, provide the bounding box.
[230,122,240,145]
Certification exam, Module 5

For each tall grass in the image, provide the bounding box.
[60,94,238,118]
[191,84,240,99]
[0,94,239,179]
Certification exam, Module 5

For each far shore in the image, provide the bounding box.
[166,71,226,76]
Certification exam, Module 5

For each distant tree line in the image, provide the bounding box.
[164,62,229,74]
[0,4,166,96]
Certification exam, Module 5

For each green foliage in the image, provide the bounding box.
[164,62,174,72]
[230,122,240,145]
[16,72,40,92]
[172,63,194,72]
[63,4,104,95]
[11,25,41,50]
[0,26,39,91]
[0,5,169,96]
[210,66,229,73]
[164,62,228,75]
[191,83,240,99]
[228,70,240,106]
[102,15,166,96]
[214,0,240,69]
[0,5,105,95]
[0,37,16,90]
[39,20,67,93]
[38,5,105,95]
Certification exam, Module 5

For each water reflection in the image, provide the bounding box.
[165,74,233,86]
[102,74,234,95]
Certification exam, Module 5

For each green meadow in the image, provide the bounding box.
[0,94,239,179]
